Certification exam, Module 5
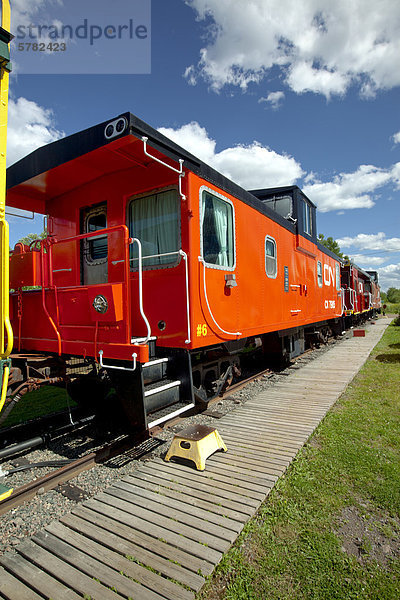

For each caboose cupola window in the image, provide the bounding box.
[303,200,313,236]
[200,188,235,269]
[128,188,180,268]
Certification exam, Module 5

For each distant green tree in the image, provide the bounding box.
[380,291,387,303]
[318,234,349,260]
[16,230,47,248]
[386,287,400,303]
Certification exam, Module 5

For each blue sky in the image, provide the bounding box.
[5,0,400,290]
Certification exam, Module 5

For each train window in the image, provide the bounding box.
[317,261,323,287]
[303,200,312,236]
[129,189,180,268]
[336,263,341,291]
[262,195,292,219]
[265,236,277,278]
[201,189,235,268]
[87,212,107,260]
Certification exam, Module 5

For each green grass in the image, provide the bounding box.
[0,385,76,428]
[199,321,400,600]
[384,303,400,315]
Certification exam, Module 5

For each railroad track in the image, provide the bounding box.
[0,434,162,516]
[0,334,345,517]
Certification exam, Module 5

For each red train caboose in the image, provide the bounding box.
[5,113,344,432]
[341,261,380,324]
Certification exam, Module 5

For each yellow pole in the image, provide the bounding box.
[0,0,13,360]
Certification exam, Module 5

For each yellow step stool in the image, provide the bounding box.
[0,483,13,502]
[164,424,227,471]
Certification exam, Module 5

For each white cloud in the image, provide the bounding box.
[348,254,387,267]
[393,131,400,144]
[185,0,400,98]
[259,91,285,109]
[336,232,400,253]
[304,164,399,212]
[158,121,304,188]
[377,263,400,291]
[7,97,64,166]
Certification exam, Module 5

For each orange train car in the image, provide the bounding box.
[5,113,345,431]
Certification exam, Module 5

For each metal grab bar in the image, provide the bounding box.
[179,250,191,344]
[40,239,62,355]
[142,136,186,201]
[99,350,137,372]
[130,238,151,345]
[198,257,241,338]
[112,250,181,266]
[113,248,191,344]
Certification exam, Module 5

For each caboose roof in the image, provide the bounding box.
[249,185,317,209]
[6,112,295,234]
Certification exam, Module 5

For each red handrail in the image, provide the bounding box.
[38,224,132,353]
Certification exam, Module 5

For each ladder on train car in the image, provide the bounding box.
[0,0,13,416]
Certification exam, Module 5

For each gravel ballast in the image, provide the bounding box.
[0,325,369,554]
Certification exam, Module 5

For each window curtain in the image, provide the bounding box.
[130,190,179,267]
[202,192,234,267]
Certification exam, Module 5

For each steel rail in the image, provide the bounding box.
[0,435,136,516]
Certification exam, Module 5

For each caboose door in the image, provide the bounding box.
[80,203,108,285]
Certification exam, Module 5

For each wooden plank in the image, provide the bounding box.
[209,450,287,475]
[216,443,291,466]
[0,564,44,600]
[61,512,205,592]
[234,407,327,422]
[85,496,223,565]
[127,469,251,521]
[33,530,166,600]
[117,476,243,533]
[71,504,214,577]
[218,432,299,456]
[17,539,124,600]
[201,461,277,487]
[137,463,259,510]
[104,484,235,549]
[219,420,310,442]
[218,422,309,440]
[207,438,295,462]
[152,459,267,499]
[44,521,194,600]
[0,553,81,599]
[234,408,325,422]
[218,425,306,445]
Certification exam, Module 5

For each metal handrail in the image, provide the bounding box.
[198,256,241,338]
[20,225,133,353]
[99,350,137,372]
[179,250,191,344]
[142,136,186,201]
[130,238,151,345]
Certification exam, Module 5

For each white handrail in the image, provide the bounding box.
[130,238,152,345]
[112,250,180,266]
[179,250,191,344]
[142,136,186,201]
[99,350,137,372]
[198,257,241,338]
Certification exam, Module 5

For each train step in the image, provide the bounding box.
[144,379,181,414]
[147,400,196,429]
[131,336,157,358]
[142,357,168,384]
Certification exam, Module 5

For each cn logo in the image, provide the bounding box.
[323,264,335,287]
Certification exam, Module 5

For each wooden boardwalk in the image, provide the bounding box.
[0,319,389,599]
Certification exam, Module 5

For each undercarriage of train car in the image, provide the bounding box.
[1,315,346,434]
